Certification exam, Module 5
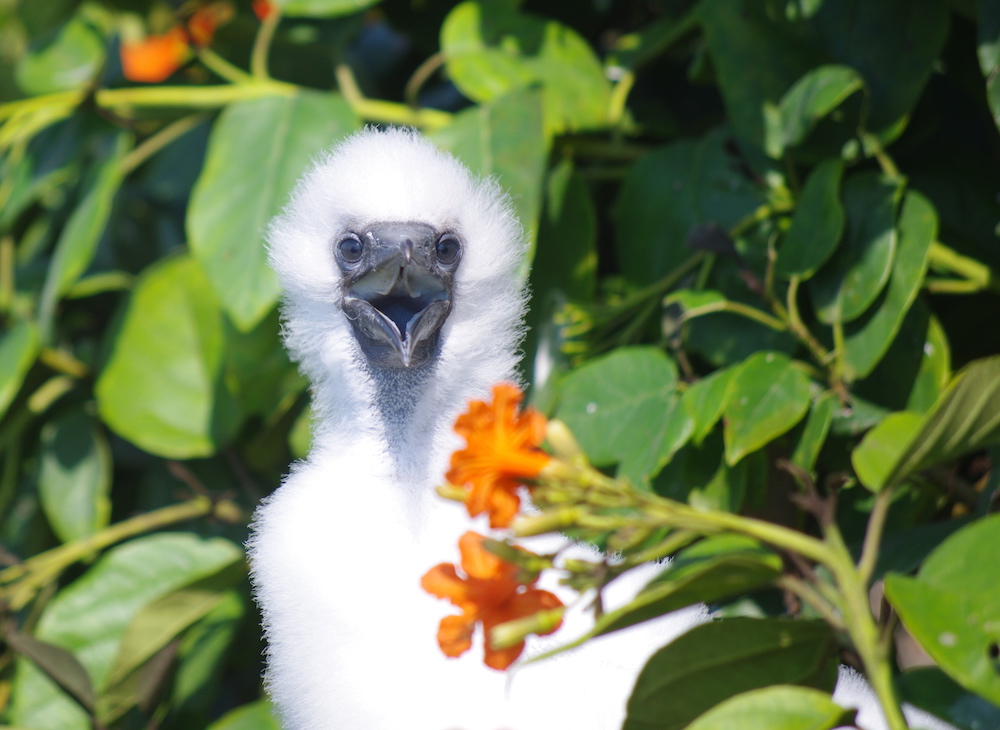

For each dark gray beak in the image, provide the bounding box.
[339,223,459,369]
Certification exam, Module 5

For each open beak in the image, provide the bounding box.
[341,225,453,369]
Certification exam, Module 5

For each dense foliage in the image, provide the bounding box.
[1,0,999,728]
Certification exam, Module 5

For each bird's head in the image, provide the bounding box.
[267,127,527,424]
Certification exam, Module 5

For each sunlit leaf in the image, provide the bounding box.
[681,366,737,446]
[851,411,924,493]
[684,686,851,730]
[723,351,812,466]
[207,699,281,730]
[885,515,1000,703]
[440,1,611,136]
[898,667,1000,730]
[38,409,111,543]
[789,392,836,474]
[764,65,864,158]
[623,618,838,730]
[277,0,378,18]
[555,347,691,486]
[95,254,235,459]
[15,13,105,95]
[188,91,358,331]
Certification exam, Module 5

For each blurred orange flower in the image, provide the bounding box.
[252,0,277,21]
[119,3,233,83]
[120,27,191,83]
[421,531,563,670]
[447,384,550,528]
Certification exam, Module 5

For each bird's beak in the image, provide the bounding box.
[341,224,453,369]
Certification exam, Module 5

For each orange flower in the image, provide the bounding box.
[186,2,234,46]
[447,384,550,528]
[421,531,563,670]
[252,0,277,21]
[120,27,191,83]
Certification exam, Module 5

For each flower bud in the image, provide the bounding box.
[489,607,565,650]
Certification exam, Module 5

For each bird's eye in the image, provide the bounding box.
[435,235,460,265]
[338,235,363,263]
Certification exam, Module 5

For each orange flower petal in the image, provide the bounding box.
[437,613,475,658]
[252,0,277,21]
[420,563,472,606]
[457,531,517,583]
[120,28,190,83]
[482,636,524,671]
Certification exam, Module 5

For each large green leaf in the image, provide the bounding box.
[430,87,547,262]
[8,534,244,730]
[809,173,900,324]
[723,351,812,466]
[885,515,1000,703]
[898,667,1000,730]
[188,91,358,331]
[684,686,851,730]
[38,132,130,339]
[681,366,737,447]
[623,618,838,730]
[38,410,111,543]
[880,355,1000,490]
[555,346,691,486]
[0,319,39,417]
[764,65,864,158]
[440,1,611,136]
[843,191,936,379]
[616,128,763,285]
[95,255,234,459]
[776,159,845,279]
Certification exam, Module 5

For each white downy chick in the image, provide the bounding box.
[248,127,955,730]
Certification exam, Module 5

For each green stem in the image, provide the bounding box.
[607,70,636,128]
[861,132,902,183]
[857,488,892,585]
[678,299,788,332]
[927,241,998,293]
[196,47,254,84]
[251,5,282,79]
[0,236,13,313]
[94,81,296,112]
[335,65,453,130]
[404,52,445,108]
[120,113,209,176]
[775,575,845,630]
[0,497,229,610]
[39,348,88,378]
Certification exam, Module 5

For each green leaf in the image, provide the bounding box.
[881,355,1000,490]
[884,515,1000,703]
[616,128,763,285]
[555,347,691,485]
[623,618,838,730]
[207,699,280,730]
[3,626,96,713]
[8,534,244,730]
[288,403,313,459]
[0,319,39,417]
[764,65,864,158]
[681,366,737,446]
[843,191,936,379]
[596,535,782,637]
[789,392,836,473]
[188,91,358,331]
[15,13,105,95]
[906,315,951,414]
[38,132,130,339]
[776,159,845,279]
[430,87,547,262]
[533,157,597,301]
[95,255,234,459]
[440,1,611,136]
[276,0,378,18]
[695,0,814,147]
[851,411,924,493]
[684,686,851,730]
[38,409,111,543]
[809,173,901,324]
[898,667,1000,730]
[980,0,1000,135]
[723,352,812,466]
